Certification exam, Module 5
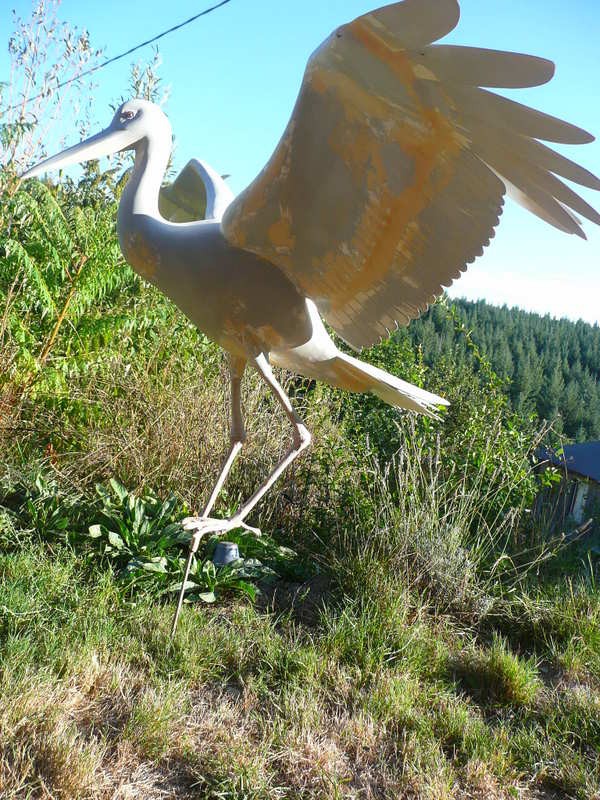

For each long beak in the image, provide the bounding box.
[21,126,136,180]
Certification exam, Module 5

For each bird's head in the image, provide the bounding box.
[21,99,172,180]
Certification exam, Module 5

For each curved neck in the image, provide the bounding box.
[119,134,170,223]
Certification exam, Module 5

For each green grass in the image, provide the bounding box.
[448,633,542,708]
[1,528,598,799]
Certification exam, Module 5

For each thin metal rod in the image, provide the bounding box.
[171,544,196,638]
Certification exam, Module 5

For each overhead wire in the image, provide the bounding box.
[7,0,233,113]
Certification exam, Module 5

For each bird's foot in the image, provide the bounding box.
[181,515,261,540]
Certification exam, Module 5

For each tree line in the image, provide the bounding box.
[402,298,600,442]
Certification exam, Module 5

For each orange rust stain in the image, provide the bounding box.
[349,18,419,99]
[219,336,248,360]
[219,317,254,357]
[310,69,390,121]
[124,233,160,281]
[268,215,296,250]
[220,316,285,357]
[229,128,294,235]
[306,20,462,313]
[226,16,463,330]
[334,364,371,393]
[337,126,384,188]
[232,228,247,248]
[254,324,285,350]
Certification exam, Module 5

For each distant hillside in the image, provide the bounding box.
[404,298,600,441]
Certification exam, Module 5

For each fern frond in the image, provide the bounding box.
[67,251,133,320]
[28,183,75,254]
[2,238,57,319]
[74,311,135,346]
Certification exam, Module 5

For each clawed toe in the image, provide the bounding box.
[181,516,207,531]
[180,516,261,538]
[181,516,230,534]
[238,521,262,537]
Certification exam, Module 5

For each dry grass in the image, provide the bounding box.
[0,653,496,800]
[4,353,331,530]
[2,551,598,800]
[4,656,581,800]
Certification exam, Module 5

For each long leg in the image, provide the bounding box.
[199,355,247,519]
[171,355,246,636]
[172,354,312,636]
[229,353,312,525]
[182,353,311,531]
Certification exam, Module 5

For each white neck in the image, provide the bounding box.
[118,133,170,223]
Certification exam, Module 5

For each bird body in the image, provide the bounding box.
[112,123,445,413]
[21,0,600,633]
[121,215,314,360]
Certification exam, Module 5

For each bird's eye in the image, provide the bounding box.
[121,110,135,121]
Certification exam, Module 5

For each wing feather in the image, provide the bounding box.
[159,160,207,222]
[417,45,555,88]
[359,0,460,48]
[158,159,233,222]
[474,141,600,228]
[463,122,600,190]
[491,173,586,237]
[222,0,599,349]
[449,84,595,144]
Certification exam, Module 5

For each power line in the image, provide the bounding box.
[8,0,232,113]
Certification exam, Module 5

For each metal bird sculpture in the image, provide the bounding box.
[22,0,600,634]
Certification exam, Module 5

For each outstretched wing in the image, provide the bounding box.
[222,0,600,349]
[159,159,234,222]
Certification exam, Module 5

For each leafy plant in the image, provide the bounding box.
[85,478,185,583]
[86,479,307,601]
[0,470,83,545]
[171,557,264,605]
[0,471,306,603]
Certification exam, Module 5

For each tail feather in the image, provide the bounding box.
[328,352,449,419]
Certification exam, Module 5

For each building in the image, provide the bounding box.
[535,441,600,536]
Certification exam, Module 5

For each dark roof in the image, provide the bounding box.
[539,441,600,483]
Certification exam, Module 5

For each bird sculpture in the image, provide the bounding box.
[22,0,600,634]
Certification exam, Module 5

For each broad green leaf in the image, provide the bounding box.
[108,531,124,550]
[163,522,183,537]
[167,580,197,594]
[140,558,168,573]
[134,498,145,526]
[109,478,129,503]
[233,580,258,601]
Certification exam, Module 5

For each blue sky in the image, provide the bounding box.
[4,0,600,323]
